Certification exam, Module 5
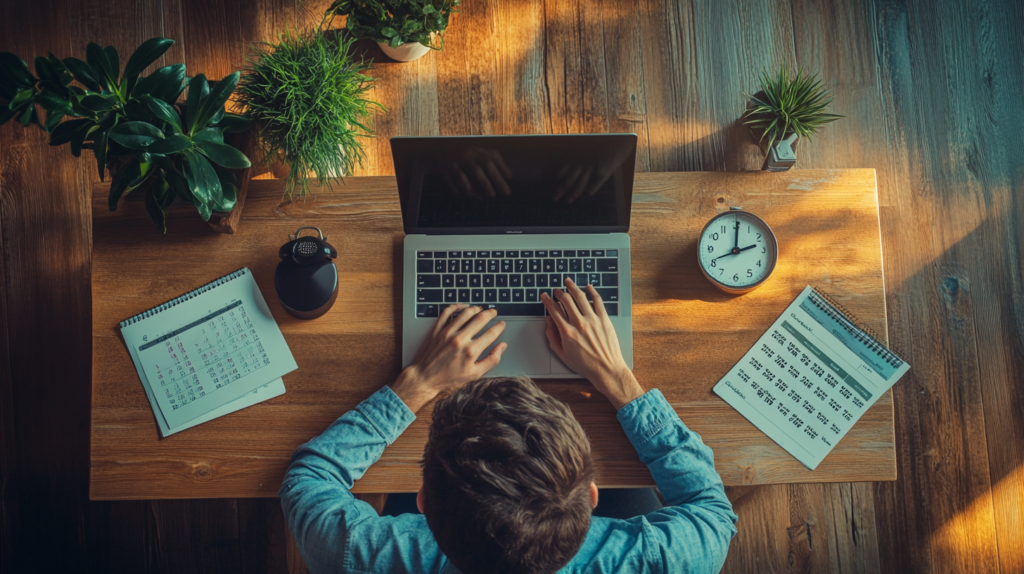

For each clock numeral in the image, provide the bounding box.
[721,225,727,233]
[711,259,716,268]
[761,246,766,254]
[733,274,739,282]
[711,232,719,240]
[707,245,714,253]
[747,269,753,277]
[757,259,762,267]
[756,233,762,242]
[719,268,724,276]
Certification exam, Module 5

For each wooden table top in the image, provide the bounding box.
[90,168,894,500]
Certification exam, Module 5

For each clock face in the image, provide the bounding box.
[698,211,777,291]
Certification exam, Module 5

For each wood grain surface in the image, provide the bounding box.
[90,169,893,498]
[3,0,1022,572]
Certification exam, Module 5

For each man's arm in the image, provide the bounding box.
[541,279,737,573]
[280,304,507,574]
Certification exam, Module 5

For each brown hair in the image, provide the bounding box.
[421,377,595,574]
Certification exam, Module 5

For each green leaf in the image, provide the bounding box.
[194,196,213,221]
[195,141,251,169]
[132,64,185,101]
[122,38,174,82]
[104,45,120,86]
[381,27,398,38]
[36,90,68,111]
[9,88,34,108]
[86,42,116,91]
[145,133,191,154]
[109,121,165,149]
[94,128,109,180]
[185,74,208,132]
[70,123,96,156]
[50,117,90,143]
[63,58,102,92]
[16,105,34,126]
[193,127,224,143]
[193,72,238,133]
[0,53,36,87]
[214,112,252,133]
[422,4,436,14]
[43,108,65,132]
[141,95,181,131]
[181,148,221,207]
[78,94,117,112]
[108,157,140,210]
[389,36,403,48]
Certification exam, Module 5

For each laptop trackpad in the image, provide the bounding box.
[477,319,552,377]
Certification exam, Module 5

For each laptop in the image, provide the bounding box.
[393,134,636,378]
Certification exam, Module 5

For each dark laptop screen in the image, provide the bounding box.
[392,134,637,234]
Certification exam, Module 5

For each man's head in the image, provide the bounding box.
[419,377,595,574]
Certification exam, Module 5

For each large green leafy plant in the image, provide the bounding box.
[326,0,460,49]
[236,28,384,196]
[743,65,843,153]
[0,38,252,232]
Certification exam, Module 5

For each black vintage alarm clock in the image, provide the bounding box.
[275,227,339,319]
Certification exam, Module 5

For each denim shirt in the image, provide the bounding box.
[280,387,738,574]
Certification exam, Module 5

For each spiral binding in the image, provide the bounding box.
[119,268,249,328]
[809,288,904,368]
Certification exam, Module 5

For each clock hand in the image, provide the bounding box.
[712,244,758,261]
[738,244,757,252]
[734,220,740,250]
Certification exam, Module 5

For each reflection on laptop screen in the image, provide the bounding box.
[392,135,637,233]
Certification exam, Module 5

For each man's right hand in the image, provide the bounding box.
[541,278,645,410]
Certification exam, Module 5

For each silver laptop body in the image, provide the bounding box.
[393,134,636,378]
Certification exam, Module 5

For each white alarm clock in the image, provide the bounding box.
[697,207,779,294]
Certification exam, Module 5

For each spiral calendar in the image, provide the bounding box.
[713,286,910,470]
[120,268,297,436]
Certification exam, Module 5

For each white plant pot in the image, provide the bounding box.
[378,40,432,62]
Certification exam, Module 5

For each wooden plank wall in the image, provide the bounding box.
[1,0,1022,572]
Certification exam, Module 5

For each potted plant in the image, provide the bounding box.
[742,65,843,170]
[236,27,385,196]
[0,38,253,232]
[325,0,460,62]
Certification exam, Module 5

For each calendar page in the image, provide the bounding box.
[713,286,910,470]
[121,270,297,430]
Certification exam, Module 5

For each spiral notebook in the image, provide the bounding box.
[713,285,910,470]
[120,268,298,437]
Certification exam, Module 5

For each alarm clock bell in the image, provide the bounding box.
[275,227,339,319]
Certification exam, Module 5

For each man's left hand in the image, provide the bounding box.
[390,304,507,413]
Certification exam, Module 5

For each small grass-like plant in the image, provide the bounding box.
[237,27,385,196]
[743,64,843,153]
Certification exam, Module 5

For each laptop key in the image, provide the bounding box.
[445,289,457,302]
[470,275,481,287]
[456,276,468,287]
[417,304,438,318]
[472,289,484,303]
[483,274,495,287]
[418,274,441,288]
[512,289,524,302]
[535,250,548,257]
[550,250,562,257]
[499,289,511,302]
[483,303,544,317]
[448,251,462,258]
[464,251,475,258]
[418,251,432,259]
[433,251,447,259]
[539,289,552,300]
[501,259,513,273]
[577,273,589,286]
[507,250,519,257]
[515,259,527,272]
[525,289,538,302]
[594,287,618,301]
[606,250,618,256]
[601,273,618,286]
[485,289,497,302]
[458,289,471,302]
[578,250,590,257]
[497,275,508,287]
[492,250,504,257]
[529,259,541,272]
[583,259,595,272]
[510,274,521,287]
[592,250,605,256]
[448,260,460,273]
[564,250,576,257]
[474,259,486,272]
[588,273,601,286]
[417,259,434,273]
[488,259,500,272]
[603,303,618,316]
[417,289,443,302]
[556,259,567,272]
[596,259,617,272]
[434,260,447,273]
[543,259,555,272]
[478,250,490,257]
[461,260,473,273]
[570,259,582,272]
[443,274,455,288]
[523,274,535,287]
[521,250,533,257]
[549,274,561,287]
[537,274,548,287]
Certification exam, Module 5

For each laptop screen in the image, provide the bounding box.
[392,134,637,234]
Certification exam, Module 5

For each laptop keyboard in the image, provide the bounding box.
[415,250,620,318]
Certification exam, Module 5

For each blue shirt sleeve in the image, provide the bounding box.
[567,389,737,574]
[279,386,450,574]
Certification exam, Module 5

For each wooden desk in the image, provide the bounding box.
[90,169,893,500]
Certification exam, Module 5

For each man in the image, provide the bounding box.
[280,279,737,573]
